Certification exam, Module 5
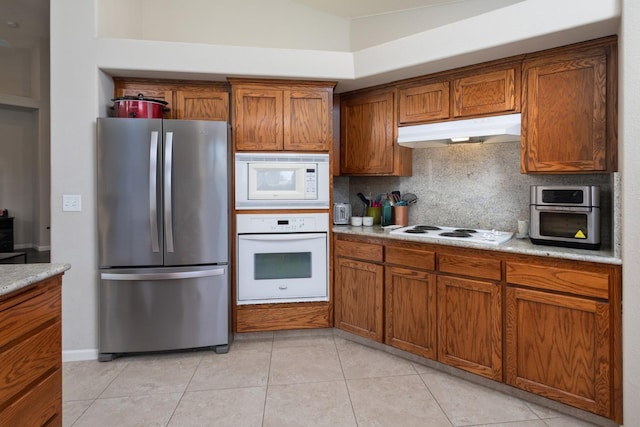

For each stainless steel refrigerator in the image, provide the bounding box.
[97,117,230,361]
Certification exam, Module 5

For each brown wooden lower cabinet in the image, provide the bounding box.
[505,286,611,418]
[385,266,436,359]
[437,275,503,381]
[334,257,384,342]
[331,233,622,423]
[235,302,331,332]
[0,275,63,426]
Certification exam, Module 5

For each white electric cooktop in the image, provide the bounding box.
[389,225,513,245]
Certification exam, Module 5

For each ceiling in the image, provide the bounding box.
[290,0,462,19]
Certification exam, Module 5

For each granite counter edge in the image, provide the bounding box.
[332,226,621,265]
[0,263,72,297]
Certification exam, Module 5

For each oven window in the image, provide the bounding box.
[539,212,588,238]
[254,252,312,280]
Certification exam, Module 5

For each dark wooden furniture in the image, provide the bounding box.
[0,217,14,252]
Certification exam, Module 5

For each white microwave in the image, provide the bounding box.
[235,153,330,209]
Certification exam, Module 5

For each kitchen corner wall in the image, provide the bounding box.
[337,142,612,248]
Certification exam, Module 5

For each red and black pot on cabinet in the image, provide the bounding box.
[110,93,169,118]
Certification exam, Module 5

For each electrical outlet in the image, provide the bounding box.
[62,194,82,212]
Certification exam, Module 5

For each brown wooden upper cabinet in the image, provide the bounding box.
[229,79,334,152]
[113,78,229,121]
[453,66,519,117]
[340,88,411,176]
[397,63,519,125]
[398,81,450,124]
[521,36,617,173]
[174,89,229,121]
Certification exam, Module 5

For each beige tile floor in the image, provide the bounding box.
[63,329,605,427]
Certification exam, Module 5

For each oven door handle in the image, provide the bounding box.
[238,233,326,242]
[534,205,592,212]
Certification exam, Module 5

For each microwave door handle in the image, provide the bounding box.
[164,132,175,253]
[149,131,160,253]
[239,233,325,242]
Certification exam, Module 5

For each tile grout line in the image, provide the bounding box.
[260,333,275,427]
[164,352,206,426]
[334,332,360,426]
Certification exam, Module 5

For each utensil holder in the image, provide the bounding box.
[394,206,409,226]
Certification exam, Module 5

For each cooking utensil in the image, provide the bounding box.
[111,93,169,118]
[402,193,418,205]
[357,192,370,206]
[391,190,402,203]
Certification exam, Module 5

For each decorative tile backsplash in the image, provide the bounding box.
[335,142,613,248]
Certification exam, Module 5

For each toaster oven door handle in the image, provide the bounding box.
[534,205,592,212]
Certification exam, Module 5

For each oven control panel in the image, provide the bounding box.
[236,213,329,234]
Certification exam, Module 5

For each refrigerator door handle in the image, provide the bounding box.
[149,131,160,253]
[164,132,175,253]
[101,268,225,281]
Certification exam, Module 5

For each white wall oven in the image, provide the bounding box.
[236,213,328,305]
[235,152,330,209]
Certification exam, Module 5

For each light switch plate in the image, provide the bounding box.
[62,194,82,211]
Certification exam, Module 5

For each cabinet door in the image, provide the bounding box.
[505,286,611,418]
[453,68,518,117]
[385,266,436,359]
[233,88,283,151]
[437,275,502,380]
[284,89,331,151]
[398,81,450,124]
[175,90,229,121]
[522,50,609,172]
[334,257,384,342]
[340,90,395,174]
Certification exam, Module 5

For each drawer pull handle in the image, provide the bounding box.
[278,285,288,290]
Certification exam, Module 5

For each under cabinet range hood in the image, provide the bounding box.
[397,113,521,148]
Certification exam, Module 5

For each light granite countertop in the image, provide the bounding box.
[0,263,71,298]
[333,225,621,265]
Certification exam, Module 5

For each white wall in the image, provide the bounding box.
[0,38,51,250]
[97,0,351,52]
[0,108,36,246]
[620,0,639,425]
[51,0,639,424]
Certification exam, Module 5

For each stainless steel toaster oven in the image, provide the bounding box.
[529,185,600,250]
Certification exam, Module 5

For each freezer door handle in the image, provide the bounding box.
[149,131,160,253]
[101,268,225,281]
[164,132,175,253]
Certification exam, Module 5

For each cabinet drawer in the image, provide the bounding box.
[439,254,501,281]
[386,246,435,271]
[0,368,61,426]
[0,321,61,403]
[506,262,609,299]
[334,239,383,263]
[0,279,61,348]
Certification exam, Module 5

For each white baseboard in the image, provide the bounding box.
[35,244,51,251]
[63,348,99,362]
